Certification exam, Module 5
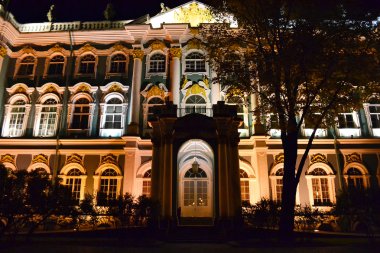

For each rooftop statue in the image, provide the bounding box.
[47,4,54,22]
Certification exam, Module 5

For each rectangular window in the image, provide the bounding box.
[338,114,356,128]
[275,178,283,202]
[184,181,195,206]
[142,180,151,197]
[9,107,25,137]
[240,181,250,202]
[196,181,208,206]
[71,105,90,129]
[369,105,380,128]
[38,107,57,136]
[312,178,330,206]
[67,177,81,201]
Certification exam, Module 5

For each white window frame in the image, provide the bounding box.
[336,111,361,137]
[182,50,208,75]
[343,162,370,190]
[33,94,62,137]
[75,53,97,77]
[93,163,122,205]
[302,112,328,138]
[146,51,167,78]
[142,96,164,133]
[68,93,95,136]
[180,94,209,117]
[2,94,31,137]
[364,102,380,137]
[99,93,127,137]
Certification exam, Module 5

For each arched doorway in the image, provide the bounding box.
[177,139,214,217]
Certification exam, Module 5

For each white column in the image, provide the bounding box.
[169,48,181,105]
[130,49,144,124]
[211,70,220,104]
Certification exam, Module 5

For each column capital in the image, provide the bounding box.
[169,48,182,59]
[131,49,145,60]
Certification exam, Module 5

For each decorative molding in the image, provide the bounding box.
[169,48,182,58]
[273,153,284,166]
[32,154,49,165]
[21,46,37,55]
[65,153,83,166]
[131,49,144,60]
[1,154,16,166]
[310,153,329,165]
[100,154,118,166]
[345,153,362,164]
[226,86,243,98]
[186,38,203,50]
[141,83,168,100]
[0,45,7,57]
[174,2,213,27]
[150,41,166,51]
[185,83,206,98]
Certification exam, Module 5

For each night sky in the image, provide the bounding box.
[6,0,190,23]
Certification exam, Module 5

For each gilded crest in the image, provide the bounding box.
[169,48,182,58]
[22,46,36,55]
[81,43,95,52]
[0,45,7,57]
[273,153,284,166]
[345,153,362,164]
[32,154,49,165]
[226,87,243,98]
[174,2,213,27]
[132,49,144,59]
[51,44,64,53]
[186,38,202,50]
[1,154,16,165]
[310,153,328,165]
[100,154,118,166]
[150,41,166,51]
[185,83,206,98]
[65,154,83,166]
[146,85,165,99]
[112,43,126,52]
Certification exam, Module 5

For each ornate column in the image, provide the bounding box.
[127,49,144,135]
[0,45,9,129]
[169,48,181,106]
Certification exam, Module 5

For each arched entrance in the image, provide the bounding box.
[177,139,214,217]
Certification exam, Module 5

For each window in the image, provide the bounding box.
[65,168,82,202]
[110,54,127,73]
[226,96,247,130]
[240,169,250,202]
[142,169,151,197]
[104,98,122,129]
[71,98,90,130]
[270,167,283,203]
[48,55,64,75]
[338,113,356,128]
[310,168,331,206]
[37,98,58,137]
[17,56,35,76]
[149,53,166,73]
[5,100,26,137]
[184,95,207,115]
[345,167,367,190]
[79,54,96,74]
[144,97,164,129]
[98,168,118,205]
[368,104,380,128]
[184,168,208,207]
[185,52,205,72]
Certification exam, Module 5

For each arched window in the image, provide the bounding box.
[240,169,250,202]
[65,168,82,202]
[185,52,205,72]
[104,98,122,129]
[346,167,364,190]
[17,56,35,76]
[37,98,58,137]
[79,54,96,74]
[98,168,118,205]
[309,167,331,206]
[71,98,90,130]
[5,100,26,137]
[48,55,65,75]
[183,168,208,207]
[270,167,284,203]
[185,95,206,115]
[142,169,151,197]
[149,53,166,73]
[110,54,127,73]
[226,96,247,131]
[144,97,164,129]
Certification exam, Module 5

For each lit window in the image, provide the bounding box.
[149,53,166,73]
[368,104,380,128]
[4,100,27,137]
[185,52,205,72]
[71,98,90,130]
[17,56,35,76]
[270,167,283,203]
[79,54,96,74]
[240,169,250,202]
[98,168,118,205]
[310,168,331,206]
[104,98,122,129]
[110,54,127,73]
[184,95,207,115]
[345,167,366,190]
[65,168,82,202]
[37,98,58,137]
[338,113,357,128]
[183,168,208,207]
[142,169,151,197]
[48,55,65,75]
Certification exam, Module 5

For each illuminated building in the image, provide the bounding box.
[0,1,379,224]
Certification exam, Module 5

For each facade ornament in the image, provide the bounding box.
[174,2,213,27]
[310,153,328,165]
[273,153,284,166]
[345,153,362,164]
[146,85,165,99]
[1,154,16,166]
[81,43,95,53]
[189,28,199,36]
[186,38,202,50]
[77,84,91,93]
[0,45,7,57]
[181,75,188,89]
[132,49,145,60]
[51,44,64,53]
[22,46,36,55]
[100,154,118,166]
[108,84,123,93]
[185,83,206,98]
[65,154,83,166]
[32,154,49,165]
[47,5,55,22]
[226,86,243,98]
[112,43,127,53]
[169,48,182,59]
[160,3,170,13]
[150,41,166,51]
[202,75,209,89]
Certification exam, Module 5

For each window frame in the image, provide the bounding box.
[76,53,97,76]
[45,54,66,77]
[107,53,128,76]
[183,51,207,74]
[15,55,37,78]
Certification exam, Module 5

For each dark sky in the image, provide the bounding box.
[6,0,190,23]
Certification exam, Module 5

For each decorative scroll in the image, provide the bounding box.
[132,49,144,60]
[22,46,36,55]
[186,38,202,50]
[81,43,95,52]
[150,41,166,51]
[51,44,64,53]
[185,83,206,98]
[1,154,16,166]
[32,154,49,165]
[226,86,243,98]
[310,153,328,165]
[345,153,362,164]
[169,48,182,58]
[100,154,118,166]
[0,45,7,57]
[65,154,83,166]
[273,153,284,166]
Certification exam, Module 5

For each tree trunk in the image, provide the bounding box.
[279,130,299,243]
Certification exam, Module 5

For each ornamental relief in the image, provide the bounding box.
[65,154,83,166]
[141,83,168,101]
[273,153,284,166]
[100,154,118,166]
[345,153,362,164]
[1,154,16,166]
[32,154,49,165]
[174,2,213,27]
[149,41,166,51]
[310,153,329,165]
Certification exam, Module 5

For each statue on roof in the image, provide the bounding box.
[47,5,55,22]
[160,3,170,13]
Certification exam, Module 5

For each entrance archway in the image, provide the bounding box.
[177,139,214,217]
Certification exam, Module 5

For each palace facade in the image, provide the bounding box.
[0,1,379,222]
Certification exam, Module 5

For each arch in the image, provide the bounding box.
[6,83,34,95]
[37,82,64,95]
[2,162,17,171]
[103,92,125,103]
[94,163,122,176]
[343,162,369,175]
[70,92,94,103]
[39,93,61,104]
[136,160,152,178]
[307,162,335,175]
[101,81,129,93]
[239,159,255,178]
[8,93,30,104]
[60,163,86,175]
[343,162,370,189]
[27,163,51,174]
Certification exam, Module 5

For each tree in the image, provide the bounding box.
[201,0,380,240]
